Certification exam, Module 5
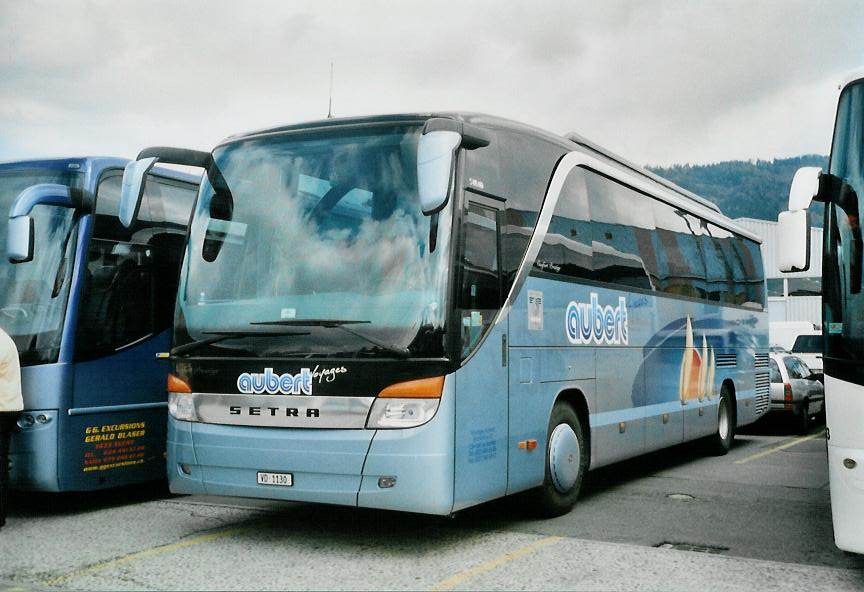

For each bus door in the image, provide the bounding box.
[61,172,193,489]
[453,199,509,508]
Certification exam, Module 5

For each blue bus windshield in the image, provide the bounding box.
[0,170,79,365]
[178,126,452,359]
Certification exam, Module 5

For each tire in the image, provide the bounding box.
[797,401,811,434]
[706,390,734,455]
[529,402,589,518]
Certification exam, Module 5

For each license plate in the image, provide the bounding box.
[257,471,293,487]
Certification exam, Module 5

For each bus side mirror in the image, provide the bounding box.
[789,166,822,211]
[417,130,461,216]
[7,183,76,264]
[119,157,158,228]
[777,209,811,272]
[777,166,822,273]
[7,215,34,263]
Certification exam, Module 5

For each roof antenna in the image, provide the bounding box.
[327,62,334,119]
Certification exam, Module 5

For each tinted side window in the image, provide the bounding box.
[494,132,566,292]
[458,202,501,357]
[585,170,655,291]
[733,236,765,309]
[714,228,748,306]
[653,200,707,299]
[702,224,735,305]
[535,168,592,280]
[75,174,196,360]
[74,239,158,359]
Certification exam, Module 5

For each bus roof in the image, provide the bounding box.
[0,156,128,173]
[0,156,200,185]
[221,112,760,243]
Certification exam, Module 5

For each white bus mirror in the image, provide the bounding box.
[119,157,158,228]
[777,209,811,272]
[788,166,823,212]
[417,130,461,216]
[7,215,34,263]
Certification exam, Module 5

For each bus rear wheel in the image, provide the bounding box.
[530,402,588,517]
[706,389,734,455]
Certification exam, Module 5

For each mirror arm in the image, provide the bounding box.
[422,118,491,149]
[135,146,230,212]
[137,147,211,168]
[8,184,75,217]
[428,212,439,254]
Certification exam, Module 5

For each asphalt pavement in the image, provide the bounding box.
[1,416,862,591]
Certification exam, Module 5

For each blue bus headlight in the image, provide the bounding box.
[366,398,440,429]
[168,393,198,422]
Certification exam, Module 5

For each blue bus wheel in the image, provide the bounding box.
[706,389,734,456]
[530,402,588,517]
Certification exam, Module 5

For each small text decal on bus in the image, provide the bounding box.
[237,368,313,395]
[565,293,629,345]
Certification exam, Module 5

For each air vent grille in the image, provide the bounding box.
[715,354,737,368]
[754,353,769,368]
[754,372,770,414]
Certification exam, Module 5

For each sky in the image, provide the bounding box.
[1,0,862,166]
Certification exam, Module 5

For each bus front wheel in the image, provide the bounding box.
[531,402,588,517]
[706,389,734,455]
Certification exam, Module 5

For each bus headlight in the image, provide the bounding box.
[366,376,445,429]
[168,393,198,422]
[366,398,440,429]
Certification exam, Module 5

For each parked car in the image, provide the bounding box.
[790,333,824,374]
[768,352,825,432]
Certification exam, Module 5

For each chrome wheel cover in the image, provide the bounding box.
[718,399,730,440]
[549,423,581,493]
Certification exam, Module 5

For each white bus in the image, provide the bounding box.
[779,68,864,553]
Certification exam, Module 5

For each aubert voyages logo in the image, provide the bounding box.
[237,368,313,395]
[565,293,629,345]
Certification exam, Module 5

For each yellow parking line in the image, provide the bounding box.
[44,527,247,587]
[430,535,563,591]
[734,430,825,465]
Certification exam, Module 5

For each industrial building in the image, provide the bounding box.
[735,217,823,330]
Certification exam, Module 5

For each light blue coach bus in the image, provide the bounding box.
[118,114,769,515]
[1,157,198,491]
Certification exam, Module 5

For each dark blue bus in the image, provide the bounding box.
[1,157,199,491]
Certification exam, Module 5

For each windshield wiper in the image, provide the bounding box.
[171,330,310,357]
[251,319,411,358]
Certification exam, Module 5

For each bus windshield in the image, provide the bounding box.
[0,170,79,365]
[825,79,864,384]
[178,125,453,359]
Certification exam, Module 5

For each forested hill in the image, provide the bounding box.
[648,155,828,222]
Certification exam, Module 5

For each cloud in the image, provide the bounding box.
[1,0,862,165]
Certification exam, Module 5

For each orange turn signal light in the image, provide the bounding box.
[378,376,445,398]
[167,373,192,394]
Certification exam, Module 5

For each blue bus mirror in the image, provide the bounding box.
[6,183,76,264]
[7,215,34,263]
[417,130,461,216]
[119,157,158,228]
